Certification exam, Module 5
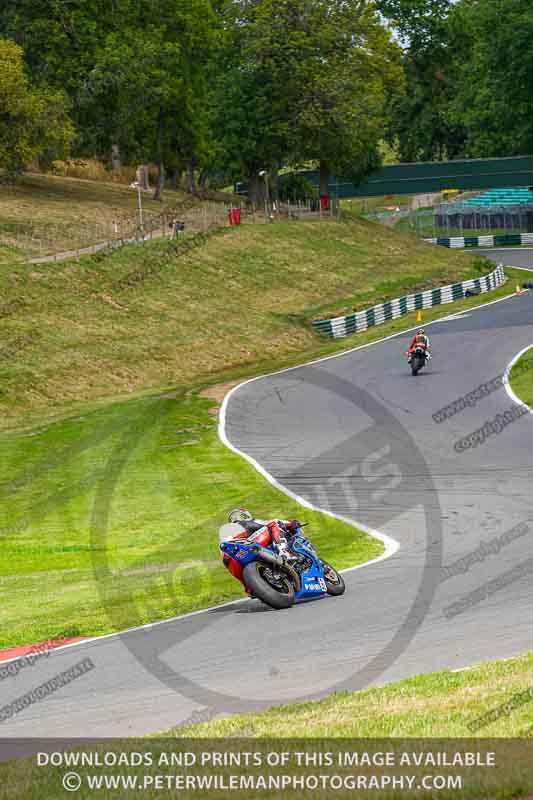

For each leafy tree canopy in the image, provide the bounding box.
[0,39,74,179]
[210,0,403,200]
[449,0,533,157]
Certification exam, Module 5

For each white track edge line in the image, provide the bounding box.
[503,344,533,415]
[218,376,399,564]
[478,247,533,253]
[217,276,527,588]
[0,596,251,666]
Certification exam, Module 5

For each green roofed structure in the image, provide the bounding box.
[236,155,533,198]
[434,186,533,233]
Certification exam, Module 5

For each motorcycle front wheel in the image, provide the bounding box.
[321,562,346,596]
[243,562,295,609]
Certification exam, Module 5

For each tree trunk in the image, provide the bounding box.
[319,160,330,196]
[270,166,279,203]
[111,143,122,174]
[153,110,165,201]
[186,160,195,193]
[171,168,183,190]
[136,164,150,190]
[153,161,166,202]
[247,173,266,208]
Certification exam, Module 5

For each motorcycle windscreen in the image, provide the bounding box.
[218,522,246,543]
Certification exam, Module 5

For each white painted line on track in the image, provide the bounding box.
[217,274,526,573]
[438,313,472,322]
[450,664,482,673]
[217,279,532,588]
[479,247,533,252]
[219,376,400,566]
[0,596,252,666]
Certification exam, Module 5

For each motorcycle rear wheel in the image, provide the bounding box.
[322,562,346,596]
[243,562,295,609]
[411,357,423,376]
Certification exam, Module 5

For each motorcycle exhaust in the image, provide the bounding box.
[250,545,301,591]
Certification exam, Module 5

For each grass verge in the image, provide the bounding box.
[0,391,381,650]
[509,345,533,407]
[163,650,533,738]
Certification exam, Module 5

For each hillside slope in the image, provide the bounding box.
[0,217,489,429]
[0,174,222,263]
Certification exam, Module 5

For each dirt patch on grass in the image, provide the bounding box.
[100,293,128,310]
[199,380,243,415]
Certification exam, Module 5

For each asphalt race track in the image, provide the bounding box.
[1,287,533,740]
[478,247,533,270]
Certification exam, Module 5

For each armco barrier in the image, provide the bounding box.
[313,265,506,339]
[425,232,533,249]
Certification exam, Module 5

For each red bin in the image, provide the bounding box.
[228,207,242,225]
[319,195,330,211]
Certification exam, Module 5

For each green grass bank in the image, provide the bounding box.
[0,391,381,649]
[0,174,200,263]
[164,650,533,738]
[509,345,533,407]
[0,214,497,432]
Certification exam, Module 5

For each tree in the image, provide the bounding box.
[0,39,74,179]
[385,54,465,162]
[0,0,217,196]
[448,0,533,157]
[85,26,186,198]
[208,0,294,205]
[0,0,128,158]
[376,0,452,50]
[210,0,403,203]
[288,0,404,192]
[377,0,466,161]
[93,0,217,200]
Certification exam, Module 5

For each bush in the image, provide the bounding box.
[49,159,141,184]
[278,172,317,202]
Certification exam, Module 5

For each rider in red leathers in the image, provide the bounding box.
[407,329,431,363]
[227,508,299,560]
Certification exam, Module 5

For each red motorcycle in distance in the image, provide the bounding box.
[407,342,428,376]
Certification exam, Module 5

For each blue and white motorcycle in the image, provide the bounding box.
[219,516,346,610]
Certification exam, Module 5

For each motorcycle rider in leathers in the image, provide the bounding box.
[407,329,431,363]
[227,508,299,561]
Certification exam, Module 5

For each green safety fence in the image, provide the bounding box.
[313,265,506,339]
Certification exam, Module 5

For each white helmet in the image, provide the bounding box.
[228,508,253,524]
